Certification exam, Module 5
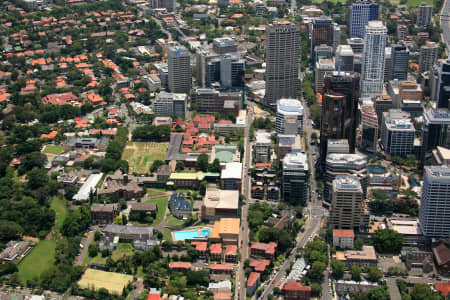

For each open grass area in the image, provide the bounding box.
[78,268,133,295]
[312,0,347,4]
[144,196,168,225]
[88,243,136,265]
[388,0,434,7]
[18,240,56,284]
[42,144,63,155]
[121,142,168,174]
[50,196,68,232]
[162,228,172,242]
[146,189,167,197]
[167,215,184,226]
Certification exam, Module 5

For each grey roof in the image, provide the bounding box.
[103,224,154,236]
[169,193,193,211]
[165,133,187,161]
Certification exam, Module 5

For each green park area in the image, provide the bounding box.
[42,144,63,155]
[121,142,167,174]
[144,196,169,225]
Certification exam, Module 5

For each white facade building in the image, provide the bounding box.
[276,99,304,135]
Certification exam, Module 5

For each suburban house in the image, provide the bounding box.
[169,262,191,271]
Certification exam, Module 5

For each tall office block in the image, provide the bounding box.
[314,44,333,62]
[282,152,309,205]
[329,175,369,231]
[390,43,409,81]
[154,92,187,117]
[417,3,433,27]
[333,24,341,51]
[419,166,450,238]
[220,53,245,88]
[276,99,304,135]
[350,0,379,38]
[168,45,191,94]
[150,0,175,11]
[347,37,365,54]
[324,153,368,205]
[419,41,439,74]
[315,58,335,93]
[381,109,415,157]
[436,58,450,109]
[421,108,450,161]
[384,47,392,82]
[360,99,379,152]
[213,37,238,54]
[319,72,360,163]
[374,95,394,128]
[361,21,387,98]
[336,45,354,72]
[265,21,301,107]
[311,16,334,52]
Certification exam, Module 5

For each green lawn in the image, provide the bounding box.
[50,196,68,232]
[389,0,434,7]
[146,189,167,197]
[312,0,347,3]
[167,215,184,226]
[162,228,172,242]
[42,145,63,155]
[87,243,136,265]
[144,196,168,225]
[18,240,57,284]
[121,142,168,174]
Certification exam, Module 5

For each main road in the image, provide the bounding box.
[440,0,450,50]
[258,98,324,299]
[236,101,255,300]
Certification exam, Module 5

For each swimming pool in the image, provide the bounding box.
[173,229,211,241]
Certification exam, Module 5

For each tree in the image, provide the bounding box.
[94,231,102,241]
[411,283,439,300]
[26,169,49,190]
[371,229,404,254]
[196,153,209,172]
[258,227,293,252]
[209,158,221,173]
[310,283,322,297]
[150,160,164,173]
[186,270,209,286]
[368,286,390,300]
[175,161,185,171]
[88,243,99,257]
[367,266,383,283]
[0,220,23,242]
[331,259,345,279]
[351,265,361,281]
[199,181,207,196]
[309,261,326,281]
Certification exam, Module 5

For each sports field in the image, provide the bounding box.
[18,240,56,284]
[77,268,133,294]
[121,142,168,174]
[42,144,63,155]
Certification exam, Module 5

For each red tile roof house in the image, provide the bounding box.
[250,242,277,259]
[213,292,231,300]
[250,259,271,272]
[282,282,312,300]
[247,272,260,296]
[169,261,191,271]
[224,245,237,263]
[42,92,79,106]
[435,282,450,297]
[191,241,207,258]
[210,243,222,261]
[209,264,234,274]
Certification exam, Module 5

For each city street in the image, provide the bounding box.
[440,0,450,49]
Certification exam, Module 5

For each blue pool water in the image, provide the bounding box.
[173,229,211,241]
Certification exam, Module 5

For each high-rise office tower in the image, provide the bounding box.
[168,45,191,94]
[333,24,341,51]
[390,43,410,81]
[150,0,175,11]
[315,58,335,93]
[276,99,304,135]
[154,92,187,117]
[329,175,369,230]
[381,109,415,157]
[360,99,379,152]
[421,108,450,162]
[374,94,394,127]
[420,165,450,238]
[419,42,439,74]
[324,153,368,205]
[347,37,365,54]
[336,45,354,72]
[311,16,334,52]
[350,0,379,38]
[436,58,450,109]
[265,21,301,108]
[319,72,360,163]
[282,152,309,205]
[384,47,392,82]
[361,21,387,98]
[417,2,433,27]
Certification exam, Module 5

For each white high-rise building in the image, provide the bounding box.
[420,166,450,237]
[168,45,191,94]
[265,21,301,108]
[276,99,304,135]
[361,21,387,98]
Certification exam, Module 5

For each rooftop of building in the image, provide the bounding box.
[255,131,272,144]
[204,187,239,210]
[424,165,450,179]
[282,282,312,292]
[333,229,355,238]
[384,109,414,130]
[276,98,304,115]
[336,245,377,261]
[210,218,240,238]
[333,175,362,190]
[283,152,308,171]
[326,153,367,166]
[221,162,242,179]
